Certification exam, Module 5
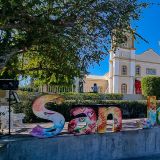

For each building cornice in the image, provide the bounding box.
[113,75,135,78]
[113,57,160,65]
[118,47,136,50]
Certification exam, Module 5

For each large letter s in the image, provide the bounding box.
[30,94,65,138]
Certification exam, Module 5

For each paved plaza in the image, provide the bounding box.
[0,118,145,137]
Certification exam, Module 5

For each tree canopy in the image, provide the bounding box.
[0,0,147,85]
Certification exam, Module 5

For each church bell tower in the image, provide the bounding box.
[109,29,136,94]
[111,29,135,50]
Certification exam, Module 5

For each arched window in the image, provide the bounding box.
[121,65,127,75]
[136,65,141,76]
[121,84,127,94]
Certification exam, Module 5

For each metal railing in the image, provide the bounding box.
[44,85,75,93]
[20,85,76,93]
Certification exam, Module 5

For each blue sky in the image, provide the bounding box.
[88,2,160,76]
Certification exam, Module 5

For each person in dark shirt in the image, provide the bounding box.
[92,83,98,93]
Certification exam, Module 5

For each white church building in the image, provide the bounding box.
[83,33,160,94]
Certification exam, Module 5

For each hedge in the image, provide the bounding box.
[49,100,148,121]
[12,91,150,123]
[142,76,160,99]
[60,92,123,101]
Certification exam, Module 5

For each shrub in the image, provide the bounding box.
[51,100,147,121]
[142,76,160,99]
[60,93,123,101]
[13,91,43,122]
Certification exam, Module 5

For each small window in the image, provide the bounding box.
[121,84,127,94]
[146,68,156,75]
[136,65,141,76]
[121,65,127,75]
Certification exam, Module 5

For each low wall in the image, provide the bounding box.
[1,127,160,160]
[123,94,144,101]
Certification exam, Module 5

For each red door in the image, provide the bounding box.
[135,80,142,94]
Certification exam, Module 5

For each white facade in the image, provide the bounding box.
[84,33,160,94]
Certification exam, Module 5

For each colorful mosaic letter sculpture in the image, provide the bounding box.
[147,96,156,126]
[68,107,97,135]
[98,107,122,133]
[30,94,65,138]
[142,96,156,129]
[157,106,160,125]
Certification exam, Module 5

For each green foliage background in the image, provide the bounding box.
[142,76,160,98]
